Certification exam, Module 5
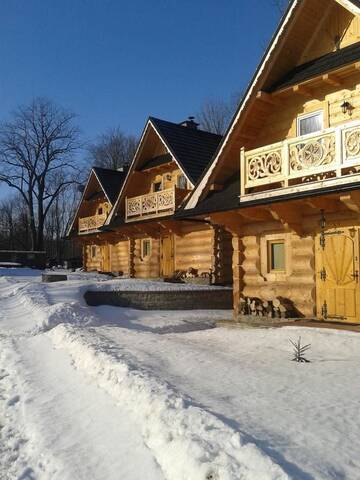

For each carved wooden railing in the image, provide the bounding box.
[241,121,360,200]
[78,213,107,232]
[125,186,187,221]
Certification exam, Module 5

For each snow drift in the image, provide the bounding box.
[49,324,288,480]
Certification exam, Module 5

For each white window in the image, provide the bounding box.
[177,174,188,189]
[141,238,152,259]
[268,240,285,272]
[297,111,323,136]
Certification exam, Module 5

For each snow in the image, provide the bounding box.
[1,268,360,479]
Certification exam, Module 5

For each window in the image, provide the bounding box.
[177,174,188,189]
[152,181,162,192]
[141,239,152,259]
[268,241,285,272]
[91,245,97,258]
[98,207,103,215]
[297,111,323,136]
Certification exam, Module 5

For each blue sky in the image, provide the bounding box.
[0,0,282,198]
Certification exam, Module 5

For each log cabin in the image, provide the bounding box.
[180,0,360,323]
[67,166,128,272]
[102,116,233,283]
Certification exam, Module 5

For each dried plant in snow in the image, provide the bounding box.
[290,337,311,363]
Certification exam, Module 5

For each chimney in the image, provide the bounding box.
[179,116,199,130]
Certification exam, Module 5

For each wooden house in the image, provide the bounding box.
[180,0,360,323]
[67,166,128,272]
[102,117,234,283]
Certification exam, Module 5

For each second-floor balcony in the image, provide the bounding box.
[125,186,188,222]
[240,120,360,202]
[78,213,107,232]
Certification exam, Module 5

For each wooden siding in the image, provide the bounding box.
[174,224,213,275]
[111,240,129,275]
[84,244,102,272]
[133,238,160,278]
[240,231,315,318]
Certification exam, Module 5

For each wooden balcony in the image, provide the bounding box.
[240,120,360,202]
[78,213,107,232]
[125,186,188,222]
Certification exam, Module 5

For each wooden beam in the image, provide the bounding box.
[209,183,224,191]
[340,191,360,214]
[322,73,342,87]
[208,212,243,235]
[256,90,282,106]
[267,204,303,234]
[306,197,340,212]
[293,85,312,98]
[237,207,272,222]
[158,220,183,236]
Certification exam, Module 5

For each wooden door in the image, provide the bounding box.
[161,236,174,277]
[316,228,360,323]
[101,244,111,272]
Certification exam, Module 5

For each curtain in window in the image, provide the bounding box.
[298,113,323,136]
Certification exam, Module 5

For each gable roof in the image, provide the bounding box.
[184,0,360,211]
[92,167,128,204]
[66,166,127,236]
[106,117,222,225]
[148,117,222,185]
[268,40,360,92]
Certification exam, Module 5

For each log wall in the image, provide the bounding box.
[84,244,102,271]
[240,231,315,318]
[111,240,129,275]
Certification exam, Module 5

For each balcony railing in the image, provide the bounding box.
[78,213,107,232]
[125,186,188,221]
[241,120,360,201]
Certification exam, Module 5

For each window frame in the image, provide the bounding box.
[267,240,286,273]
[91,245,97,259]
[152,180,163,192]
[297,110,324,137]
[141,238,152,259]
[177,173,188,190]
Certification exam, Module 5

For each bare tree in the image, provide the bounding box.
[0,98,82,251]
[89,127,137,170]
[197,92,243,135]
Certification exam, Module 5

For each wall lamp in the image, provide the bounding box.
[341,100,353,116]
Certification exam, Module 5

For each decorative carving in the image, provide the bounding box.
[141,193,157,214]
[344,127,360,159]
[289,134,335,172]
[126,187,175,220]
[247,150,282,181]
[78,213,107,232]
[127,197,142,217]
[157,189,175,210]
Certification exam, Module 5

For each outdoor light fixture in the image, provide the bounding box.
[341,100,353,116]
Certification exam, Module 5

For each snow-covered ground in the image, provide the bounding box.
[1,269,360,479]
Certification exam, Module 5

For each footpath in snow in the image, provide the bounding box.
[1,269,360,479]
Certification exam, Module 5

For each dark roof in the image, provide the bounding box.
[350,0,360,8]
[139,153,173,171]
[176,174,240,218]
[149,117,222,184]
[93,167,128,204]
[268,41,360,92]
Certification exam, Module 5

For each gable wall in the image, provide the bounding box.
[251,72,360,149]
